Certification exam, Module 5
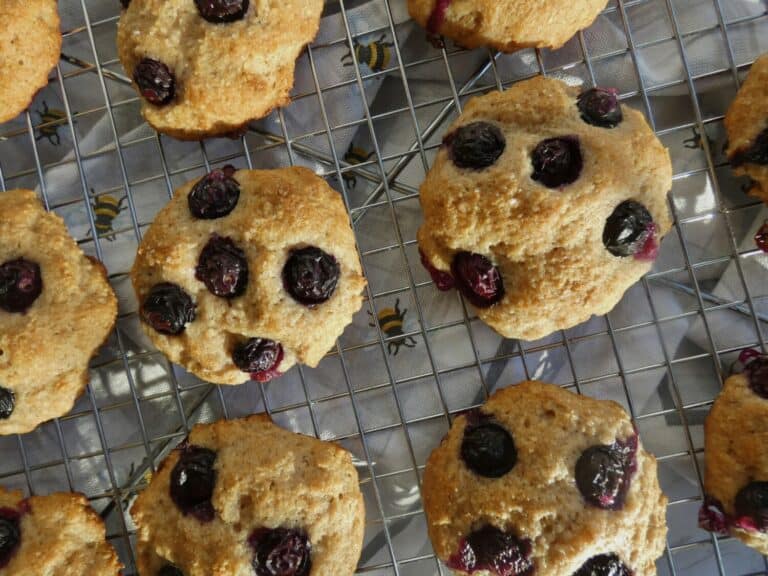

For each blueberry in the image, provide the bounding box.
[577,88,623,129]
[232,338,283,382]
[603,201,654,258]
[744,355,768,399]
[188,166,240,220]
[169,445,216,522]
[0,510,20,569]
[734,481,768,531]
[0,387,14,420]
[282,247,339,307]
[195,0,249,22]
[572,553,632,576]
[446,122,506,170]
[159,565,184,576]
[698,495,729,535]
[575,444,630,510]
[755,221,768,253]
[451,252,504,308]
[141,283,196,335]
[195,235,248,298]
[419,249,455,291]
[120,0,130,7]
[447,525,534,576]
[133,58,175,106]
[461,421,517,478]
[731,128,768,167]
[0,258,42,314]
[249,527,312,576]
[531,136,583,188]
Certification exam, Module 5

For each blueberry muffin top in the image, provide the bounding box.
[117,0,323,139]
[131,166,365,385]
[131,414,365,576]
[0,0,60,124]
[407,0,608,52]
[422,381,667,576]
[0,190,117,435]
[418,77,672,340]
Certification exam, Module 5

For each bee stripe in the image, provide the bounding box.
[95,207,118,217]
[381,319,402,333]
[98,196,120,207]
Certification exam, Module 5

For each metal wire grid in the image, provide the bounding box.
[0,0,767,574]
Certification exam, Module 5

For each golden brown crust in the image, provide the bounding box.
[0,488,122,575]
[418,77,672,340]
[422,381,667,576]
[724,54,768,203]
[116,0,323,139]
[131,414,365,576]
[0,190,118,435]
[131,167,366,385]
[407,0,609,52]
[704,372,768,554]
[0,0,61,124]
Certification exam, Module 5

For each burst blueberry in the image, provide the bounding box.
[249,527,312,576]
[451,252,504,308]
[578,88,623,129]
[170,445,216,522]
[603,201,654,258]
[188,165,240,219]
[195,235,248,298]
[282,247,339,306]
[194,0,249,22]
[461,421,517,478]
[447,525,534,576]
[734,481,768,531]
[755,220,768,253]
[0,509,20,569]
[447,122,506,170]
[572,553,632,576]
[744,354,768,399]
[232,338,283,382]
[531,136,583,188]
[141,283,196,335]
[575,443,630,510]
[731,127,768,167]
[134,58,175,106]
[158,565,184,576]
[0,387,14,420]
[0,258,42,314]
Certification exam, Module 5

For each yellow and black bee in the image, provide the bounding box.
[369,298,417,356]
[341,34,394,72]
[91,193,127,241]
[35,101,68,146]
[342,143,375,189]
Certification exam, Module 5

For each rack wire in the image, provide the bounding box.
[1,0,767,574]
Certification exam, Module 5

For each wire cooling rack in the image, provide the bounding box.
[1,0,768,574]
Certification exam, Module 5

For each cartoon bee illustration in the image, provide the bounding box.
[35,101,68,146]
[90,193,127,241]
[341,34,395,72]
[369,298,417,356]
[342,143,375,189]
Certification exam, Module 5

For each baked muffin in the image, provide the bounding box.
[116,0,323,139]
[418,77,672,340]
[131,414,365,576]
[131,166,366,385]
[422,381,667,575]
[0,0,61,124]
[700,349,768,554]
[407,0,608,52]
[0,487,122,575]
[724,54,768,203]
[0,189,118,435]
